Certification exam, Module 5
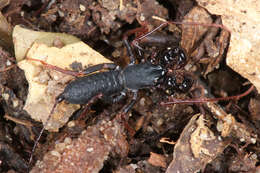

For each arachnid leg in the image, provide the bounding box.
[29,97,62,164]
[122,90,138,113]
[77,93,103,120]
[123,39,136,65]
[81,63,118,75]
[115,91,138,137]
[103,91,127,104]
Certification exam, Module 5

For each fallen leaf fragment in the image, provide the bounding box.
[206,102,257,144]
[0,12,12,51]
[249,98,260,121]
[190,115,217,159]
[181,6,212,54]
[13,25,80,62]
[196,0,260,93]
[17,30,111,131]
[166,114,230,173]
[148,152,167,168]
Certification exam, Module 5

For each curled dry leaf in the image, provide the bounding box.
[148,152,167,168]
[196,0,260,93]
[206,102,257,144]
[166,114,230,173]
[181,6,212,54]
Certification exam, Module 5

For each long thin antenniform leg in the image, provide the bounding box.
[133,22,168,44]
[129,16,231,53]
[27,58,118,76]
[129,22,168,52]
[161,85,255,105]
[123,25,148,40]
[151,15,231,33]
[122,20,149,53]
[28,97,63,164]
[27,58,81,77]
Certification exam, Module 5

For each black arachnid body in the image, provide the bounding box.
[29,38,192,164]
[56,39,191,108]
[58,62,165,104]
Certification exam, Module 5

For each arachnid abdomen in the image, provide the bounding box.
[59,71,124,104]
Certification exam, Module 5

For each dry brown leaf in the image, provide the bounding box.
[196,0,260,93]
[0,12,12,51]
[166,114,230,173]
[13,25,80,62]
[148,152,167,168]
[18,39,111,131]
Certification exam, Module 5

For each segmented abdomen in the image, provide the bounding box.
[60,71,124,104]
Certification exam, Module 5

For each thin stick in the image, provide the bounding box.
[4,114,33,127]
[0,64,17,72]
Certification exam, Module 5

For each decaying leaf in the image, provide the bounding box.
[0,12,12,51]
[148,152,167,168]
[166,114,230,173]
[206,102,257,144]
[181,6,212,54]
[17,28,112,131]
[13,25,80,62]
[196,0,260,93]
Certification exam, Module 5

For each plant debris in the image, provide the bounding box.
[30,114,128,173]
[16,31,112,131]
[197,0,260,92]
